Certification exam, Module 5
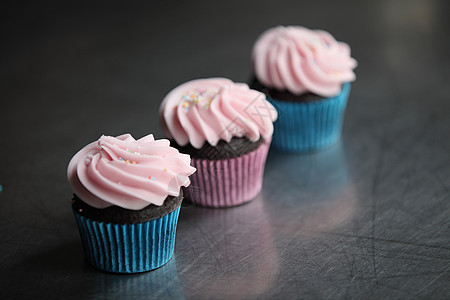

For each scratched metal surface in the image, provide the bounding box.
[1,1,449,299]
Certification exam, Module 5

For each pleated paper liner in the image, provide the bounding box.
[73,205,181,273]
[269,83,351,153]
[183,141,270,208]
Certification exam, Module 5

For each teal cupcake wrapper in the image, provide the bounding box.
[269,83,351,152]
[73,206,181,273]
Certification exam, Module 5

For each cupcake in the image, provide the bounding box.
[159,78,277,208]
[251,26,357,152]
[67,134,196,273]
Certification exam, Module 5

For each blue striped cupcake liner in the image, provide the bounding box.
[73,205,181,273]
[268,83,351,153]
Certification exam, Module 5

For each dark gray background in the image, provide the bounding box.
[1,1,449,299]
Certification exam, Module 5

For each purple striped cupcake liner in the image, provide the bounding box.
[73,205,181,273]
[183,141,270,208]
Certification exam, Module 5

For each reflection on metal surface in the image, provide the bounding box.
[92,257,184,298]
[280,184,357,236]
[264,142,358,235]
[176,195,279,299]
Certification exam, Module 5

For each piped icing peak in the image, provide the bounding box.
[253,26,357,97]
[67,134,196,210]
[159,78,278,149]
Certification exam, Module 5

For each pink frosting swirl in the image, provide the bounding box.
[253,26,357,97]
[67,134,196,210]
[159,78,278,149]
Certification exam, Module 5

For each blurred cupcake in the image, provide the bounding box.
[159,78,277,207]
[67,134,196,273]
[251,26,357,152]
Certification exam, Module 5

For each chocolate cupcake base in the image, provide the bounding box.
[171,137,264,160]
[72,193,183,224]
[250,76,325,103]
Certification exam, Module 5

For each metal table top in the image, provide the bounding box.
[1,1,449,299]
